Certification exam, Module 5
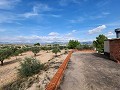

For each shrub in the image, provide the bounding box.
[52,47,61,57]
[18,57,44,77]
[31,47,40,56]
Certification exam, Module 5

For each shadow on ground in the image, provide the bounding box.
[92,53,117,62]
[0,58,22,66]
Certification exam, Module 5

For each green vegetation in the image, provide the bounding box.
[68,40,80,49]
[75,44,93,50]
[0,47,16,65]
[0,46,31,66]
[52,47,61,57]
[34,43,40,46]
[93,34,108,53]
[31,46,40,56]
[42,46,51,53]
[18,57,44,77]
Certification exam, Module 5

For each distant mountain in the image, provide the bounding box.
[81,41,93,45]
[0,41,93,45]
[49,42,67,44]
[0,42,34,45]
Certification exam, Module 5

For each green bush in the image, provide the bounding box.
[68,40,80,49]
[31,47,40,56]
[18,57,44,77]
[52,47,61,57]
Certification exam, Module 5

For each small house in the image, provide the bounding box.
[104,28,120,63]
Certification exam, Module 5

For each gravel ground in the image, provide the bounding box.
[59,51,120,90]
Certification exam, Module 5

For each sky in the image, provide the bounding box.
[0,0,120,43]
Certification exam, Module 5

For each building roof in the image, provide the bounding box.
[105,38,120,41]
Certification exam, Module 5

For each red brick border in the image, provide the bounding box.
[45,51,73,90]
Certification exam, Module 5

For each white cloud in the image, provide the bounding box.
[0,35,77,43]
[88,25,106,34]
[72,30,76,32]
[0,30,81,43]
[48,32,59,36]
[102,12,110,15]
[22,12,38,18]
[50,14,61,18]
[0,0,52,23]
[65,30,77,37]
[0,0,20,10]
[22,5,39,18]
[22,4,52,18]
[65,33,72,36]
[106,32,115,37]
[0,12,22,23]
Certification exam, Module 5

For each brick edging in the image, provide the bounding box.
[45,51,73,90]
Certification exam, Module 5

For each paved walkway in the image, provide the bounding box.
[59,52,120,90]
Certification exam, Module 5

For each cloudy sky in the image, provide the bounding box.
[0,0,120,43]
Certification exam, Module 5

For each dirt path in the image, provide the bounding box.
[60,51,120,90]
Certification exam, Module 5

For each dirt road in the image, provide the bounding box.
[60,51,120,90]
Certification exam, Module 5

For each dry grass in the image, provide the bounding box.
[0,50,66,89]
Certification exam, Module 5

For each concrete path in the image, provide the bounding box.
[59,52,120,90]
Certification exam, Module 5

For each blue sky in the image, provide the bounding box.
[0,0,120,43]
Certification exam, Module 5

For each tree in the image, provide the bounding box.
[52,47,61,57]
[34,43,40,46]
[93,34,108,53]
[0,49,12,66]
[31,47,40,56]
[0,50,6,66]
[68,40,80,49]
[44,47,50,53]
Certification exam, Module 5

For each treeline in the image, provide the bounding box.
[0,46,31,66]
[67,40,94,50]
[0,44,67,66]
[0,40,97,66]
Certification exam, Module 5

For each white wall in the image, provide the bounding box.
[104,41,110,52]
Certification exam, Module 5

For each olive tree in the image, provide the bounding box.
[52,47,61,57]
[31,47,40,56]
[0,49,12,66]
